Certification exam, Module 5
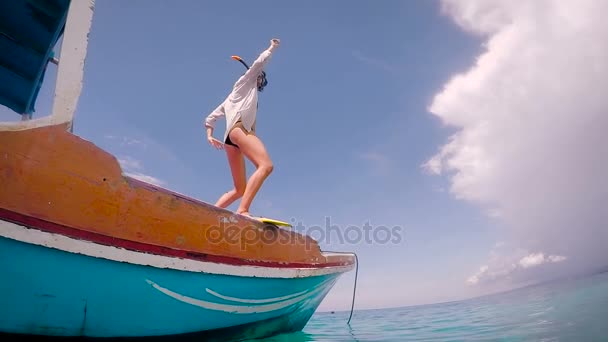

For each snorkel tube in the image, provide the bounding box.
[231,55,249,69]
[231,55,268,91]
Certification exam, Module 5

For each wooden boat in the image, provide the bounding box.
[0,0,356,340]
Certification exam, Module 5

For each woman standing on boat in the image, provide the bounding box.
[204,38,280,217]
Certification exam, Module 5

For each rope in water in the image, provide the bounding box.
[347,253,359,325]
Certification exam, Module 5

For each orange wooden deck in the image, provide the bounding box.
[0,125,335,265]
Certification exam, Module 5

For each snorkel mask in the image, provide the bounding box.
[231,55,268,91]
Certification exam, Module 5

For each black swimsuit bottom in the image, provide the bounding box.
[225,134,238,148]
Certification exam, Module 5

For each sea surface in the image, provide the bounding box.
[259,272,608,341]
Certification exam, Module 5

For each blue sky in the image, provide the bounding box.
[1,1,513,310]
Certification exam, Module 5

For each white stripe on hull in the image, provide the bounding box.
[146,278,333,314]
[0,219,354,278]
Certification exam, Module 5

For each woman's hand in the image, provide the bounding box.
[270,38,280,48]
[207,136,224,150]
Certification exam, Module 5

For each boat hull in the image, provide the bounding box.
[0,222,346,340]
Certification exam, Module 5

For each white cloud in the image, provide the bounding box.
[466,245,567,286]
[423,154,442,175]
[428,0,608,286]
[519,252,566,269]
[548,255,567,263]
[117,156,141,171]
[105,135,147,148]
[123,171,165,187]
[117,156,165,187]
[467,265,489,285]
[518,253,545,269]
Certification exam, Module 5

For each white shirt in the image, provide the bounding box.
[205,46,276,143]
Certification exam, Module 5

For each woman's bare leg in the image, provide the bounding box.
[215,143,247,208]
[228,129,273,216]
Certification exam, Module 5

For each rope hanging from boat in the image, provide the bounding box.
[347,253,358,325]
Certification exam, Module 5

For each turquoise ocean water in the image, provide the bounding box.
[261,271,608,341]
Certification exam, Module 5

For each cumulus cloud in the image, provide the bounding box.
[427,0,608,285]
[467,245,567,286]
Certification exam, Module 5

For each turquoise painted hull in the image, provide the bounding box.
[0,234,341,339]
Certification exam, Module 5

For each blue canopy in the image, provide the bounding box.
[0,0,71,115]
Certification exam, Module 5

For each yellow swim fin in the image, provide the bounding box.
[255,216,292,228]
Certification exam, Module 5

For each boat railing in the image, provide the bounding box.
[0,0,95,133]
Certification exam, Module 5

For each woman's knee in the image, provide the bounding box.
[258,162,274,176]
[234,185,246,197]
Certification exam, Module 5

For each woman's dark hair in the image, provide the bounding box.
[258,71,268,92]
[233,55,268,92]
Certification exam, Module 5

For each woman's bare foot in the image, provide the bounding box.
[237,211,252,217]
